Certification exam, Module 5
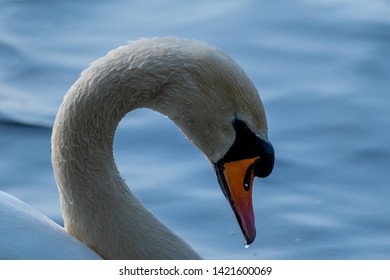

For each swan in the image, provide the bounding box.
[0,37,274,259]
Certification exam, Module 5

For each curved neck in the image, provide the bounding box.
[51,58,201,259]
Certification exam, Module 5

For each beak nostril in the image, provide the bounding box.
[243,163,255,191]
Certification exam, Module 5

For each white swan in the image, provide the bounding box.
[0,37,274,260]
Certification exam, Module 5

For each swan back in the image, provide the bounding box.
[0,191,102,259]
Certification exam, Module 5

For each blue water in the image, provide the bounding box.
[1,0,390,259]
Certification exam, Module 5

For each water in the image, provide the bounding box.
[1,0,390,259]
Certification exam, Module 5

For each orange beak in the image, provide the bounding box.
[215,157,258,245]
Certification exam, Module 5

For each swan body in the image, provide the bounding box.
[0,191,102,259]
[1,37,274,259]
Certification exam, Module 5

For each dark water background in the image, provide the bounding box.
[1,0,389,259]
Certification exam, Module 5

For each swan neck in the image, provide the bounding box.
[51,60,201,259]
